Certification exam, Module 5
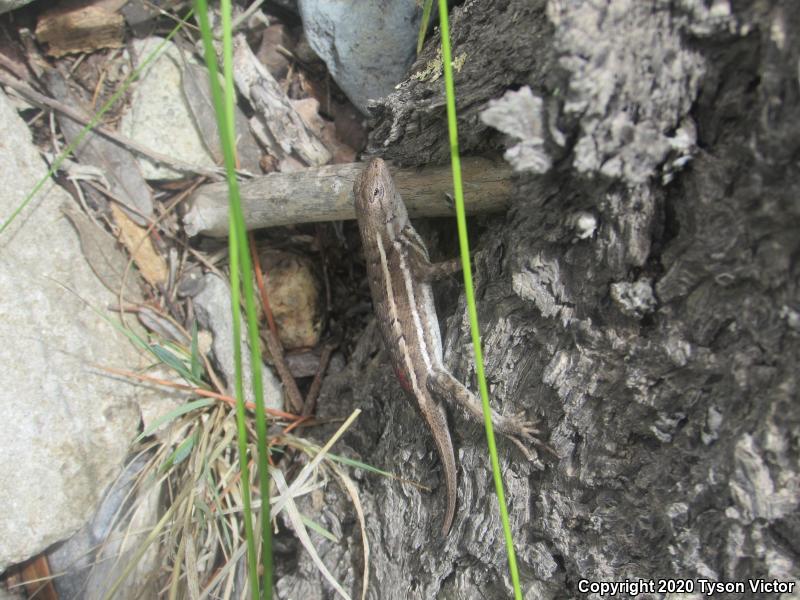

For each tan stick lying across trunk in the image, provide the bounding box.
[183,157,512,237]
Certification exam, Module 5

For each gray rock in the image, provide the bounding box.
[298,0,422,114]
[193,273,283,411]
[0,585,24,599]
[47,455,161,600]
[0,0,34,15]
[0,90,145,571]
[119,37,218,180]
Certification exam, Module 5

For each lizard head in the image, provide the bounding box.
[354,158,408,239]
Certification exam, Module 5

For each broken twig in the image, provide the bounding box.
[184,157,512,237]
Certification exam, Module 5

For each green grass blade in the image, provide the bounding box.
[190,321,202,381]
[193,2,261,598]
[194,2,272,597]
[219,0,274,594]
[133,398,214,444]
[159,430,198,473]
[319,452,394,478]
[53,279,211,389]
[416,0,435,55]
[301,515,339,543]
[149,344,199,384]
[436,1,522,597]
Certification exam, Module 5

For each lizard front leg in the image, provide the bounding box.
[399,227,465,282]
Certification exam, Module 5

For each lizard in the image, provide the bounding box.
[353,158,539,535]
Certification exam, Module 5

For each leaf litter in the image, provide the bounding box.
[0,1,376,598]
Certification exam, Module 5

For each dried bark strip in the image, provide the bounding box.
[35,0,127,58]
[231,33,331,167]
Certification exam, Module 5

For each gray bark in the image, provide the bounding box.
[280,1,800,598]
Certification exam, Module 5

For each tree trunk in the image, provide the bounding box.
[292,1,800,598]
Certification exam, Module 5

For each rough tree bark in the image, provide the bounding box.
[277,1,800,598]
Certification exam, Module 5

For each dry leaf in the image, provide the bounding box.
[109,203,168,287]
[292,97,356,164]
[232,33,331,167]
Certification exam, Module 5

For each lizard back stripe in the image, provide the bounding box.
[377,235,423,400]
[396,237,434,373]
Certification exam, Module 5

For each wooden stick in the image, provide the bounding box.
[302,342,336,417]
[183,157,512,237]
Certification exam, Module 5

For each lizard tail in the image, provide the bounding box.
[429,404,457,536]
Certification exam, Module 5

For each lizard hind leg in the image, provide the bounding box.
[427,368,543,460]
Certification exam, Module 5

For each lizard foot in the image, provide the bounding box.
[494,414,558,461]
[493,412,540,441]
